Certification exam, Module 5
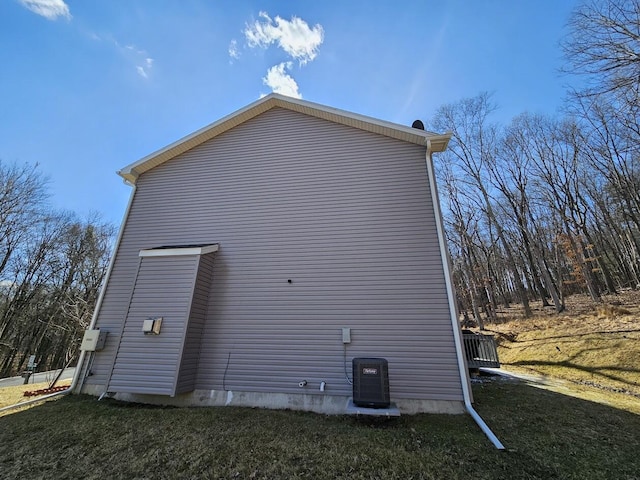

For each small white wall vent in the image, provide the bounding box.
[142,317,163,335]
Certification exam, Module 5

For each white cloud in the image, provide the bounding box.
[236,11,323,98]
[262,62,301,99]
[107,38,153,78]
[136,57,154,78]
[228,39,240,60]
[18,0,71,20]
[244,12,323,65]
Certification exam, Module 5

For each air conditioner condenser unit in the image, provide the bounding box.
[352,357,390,408]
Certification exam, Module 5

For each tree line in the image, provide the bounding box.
[0,162,114,377]
[429,0,640,326]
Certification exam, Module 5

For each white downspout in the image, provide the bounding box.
[425,139,505,450]
[0,183,137,415]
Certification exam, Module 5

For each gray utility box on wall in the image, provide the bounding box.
[352,358,390,408]
[80,329,107,352]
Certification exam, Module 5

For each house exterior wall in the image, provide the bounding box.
[85,107,465,407]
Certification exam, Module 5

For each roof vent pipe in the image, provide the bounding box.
[411,120,425,130]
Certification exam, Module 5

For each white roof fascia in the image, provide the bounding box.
[118,93,451,184]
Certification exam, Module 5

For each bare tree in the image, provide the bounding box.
[0,162,48,276]
[563,0,640,104]
[438,162,488,328]
[494,114,565,312]
[431,93,533,317]
[0,161,115,377]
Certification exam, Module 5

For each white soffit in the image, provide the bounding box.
[118,93,451,184]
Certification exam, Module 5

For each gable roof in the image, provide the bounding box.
[117,93,451,184]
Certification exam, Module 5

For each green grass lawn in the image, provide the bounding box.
[1,381,639,480]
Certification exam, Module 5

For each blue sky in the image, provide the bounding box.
[1,0,580,226]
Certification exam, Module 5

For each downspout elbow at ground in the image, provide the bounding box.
[424,139,505,450]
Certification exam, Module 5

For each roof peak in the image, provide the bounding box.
[118,95,451,184]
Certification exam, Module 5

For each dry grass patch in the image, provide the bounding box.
[0,381,70,414]
[483,291,640,401]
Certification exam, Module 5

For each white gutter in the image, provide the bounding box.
[0,183,137,415]
[424,139,505,450]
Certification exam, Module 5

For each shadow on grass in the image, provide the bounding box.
[500,341,640,394]
[1,383,639,479]
[504,358,640,388]
[489,328,640,343]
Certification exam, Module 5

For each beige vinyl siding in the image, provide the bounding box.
[106,251,216,396]
[89,107,463,402]
[176,252,215,394]
[86,251,139,387]
[107,254,199,395]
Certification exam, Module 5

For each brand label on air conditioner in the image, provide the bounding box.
[362,368,378,375]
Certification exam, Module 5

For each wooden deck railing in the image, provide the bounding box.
[462,333,500,368]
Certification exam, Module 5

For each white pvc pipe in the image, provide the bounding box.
[425,139,505,450]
